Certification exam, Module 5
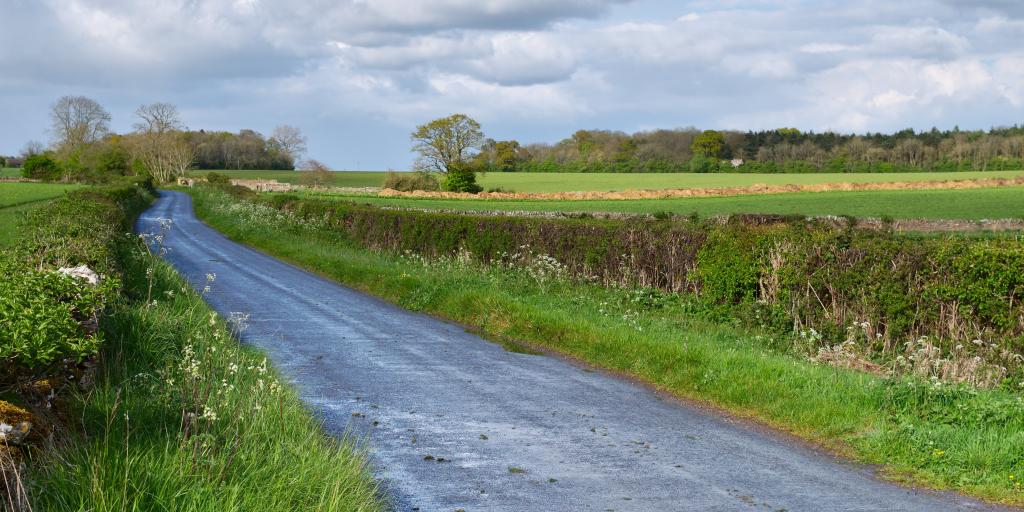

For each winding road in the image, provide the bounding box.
[138,191,1003,512]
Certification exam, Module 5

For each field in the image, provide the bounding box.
[188,169,385,188]
[309,186,1024,220]
[0,182,82,246]
[192,169,1024,192]
[0,182,82,208]
[0,167,21,178]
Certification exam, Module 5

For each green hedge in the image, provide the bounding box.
[0,177,154,380]
[255,193,1024,380]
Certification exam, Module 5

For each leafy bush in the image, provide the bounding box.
[250,190,1024,385]
[206,171,232,185]
[0,258,117,377]
[382,170,439,191]
[442,166,482,193]
[1,177,154,381]
[22,154,63,181]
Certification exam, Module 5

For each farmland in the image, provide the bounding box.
[301,185,1024,221]
[0,167,21,178]
[193,169,1024,192]
[0,182,82,208]
[0,182,83,247]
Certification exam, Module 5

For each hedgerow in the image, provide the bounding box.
[247,191,1024,387]
[0,177,155,381]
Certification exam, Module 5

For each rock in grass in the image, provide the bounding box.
[0,400,33,445]
[56,264,100,286]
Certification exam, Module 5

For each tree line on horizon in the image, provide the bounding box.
[3,96,308,183]
[474,125,1024,174]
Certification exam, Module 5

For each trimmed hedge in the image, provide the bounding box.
[259,193,1024,361]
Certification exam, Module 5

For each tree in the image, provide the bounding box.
[50,96,110,151]
[691,130,725,159]
[20,141,44,159]
[134,102,182,134]
[130,102,193,183]
[410,114,484,173]
[270,125,307,167]
[298,159,332,188]
[492,140,522,172]
[22,154,62,181]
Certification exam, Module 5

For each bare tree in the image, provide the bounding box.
[298,159,332,188]
[19,140,44,158]
[270,125,307,165]
[129,102,193,183]
[50,95,110,151]
[134,102,183,134]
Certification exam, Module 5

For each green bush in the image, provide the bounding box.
[206,171,232,185]
[442,167,482,193]
[0,258,117,377]
[1,177,154,382]
[22,154,63,181]
[382,170,439,191]
[251,190,1024,383]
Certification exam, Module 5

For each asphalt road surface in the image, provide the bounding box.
[137,190,1005,512]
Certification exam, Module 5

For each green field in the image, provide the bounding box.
[0,182,82,208]
[1,167,23,178]
[191,169,1024,193]
[0,182,82,246]
[187,169,385,188]
[310,186,1024,221]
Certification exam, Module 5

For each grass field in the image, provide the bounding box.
[0,182,82,247]
[0,167,21,178]
[188,169,386,188]
[310,186,1024,220]
[191,169,1024,193]
[190,186,1024,505]
[0,182,82,208]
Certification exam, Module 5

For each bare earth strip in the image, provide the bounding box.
[138,190,1009,511]
[380,176,1024,201]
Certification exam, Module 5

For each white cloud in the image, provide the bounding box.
[2,0,1024,168]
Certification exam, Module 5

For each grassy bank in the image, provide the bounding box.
[314,185,1024,220]
[28,243,384,511]
[1,181,383,511]
[190,185,1024,505]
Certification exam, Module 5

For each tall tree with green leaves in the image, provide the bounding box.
[691,130,725,159]
[410,114,484,173]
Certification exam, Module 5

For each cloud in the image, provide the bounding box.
[2,0,1023,169]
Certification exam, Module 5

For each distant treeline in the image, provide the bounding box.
[185,129,294,170]
[475,126,1024,173]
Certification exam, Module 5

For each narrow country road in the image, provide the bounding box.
[138,191,1003,512]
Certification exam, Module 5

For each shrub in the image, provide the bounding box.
[0,258,117,378]
[22,154,63,181]
[206,171,232,185]
[382,171,439,192]
[442,167,482,193]
[1,177,154,382]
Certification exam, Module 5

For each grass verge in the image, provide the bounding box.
[28,244,384,511]
[190,186,1024,505]
[6,182,384,511]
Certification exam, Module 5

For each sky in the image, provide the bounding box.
[1,0,1023,169]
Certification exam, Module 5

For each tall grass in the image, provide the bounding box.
[190,185,1024,505]
[27,237,384,511]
